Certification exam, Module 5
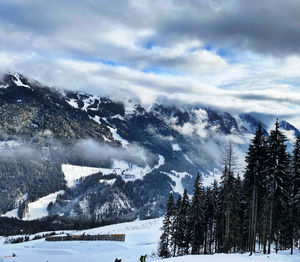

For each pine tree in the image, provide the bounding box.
[291,136,300,254]
[232,174,243,252]
[265,120,291,254]
[243,123,267,255]
[219,165,236,253]
[204,184,218,254]
[223,141,237,175]
[170,195,182,256]
[190,173,205,254]
[211,179,221,253]
[159,193,174,258]
[177,189,190,255]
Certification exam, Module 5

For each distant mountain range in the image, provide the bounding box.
[0,73,298,223]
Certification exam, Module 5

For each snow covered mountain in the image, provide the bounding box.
[0,73,299,224]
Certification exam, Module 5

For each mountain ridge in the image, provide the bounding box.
[0,73,298,223]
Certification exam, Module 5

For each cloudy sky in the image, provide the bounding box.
[1,0,300,126]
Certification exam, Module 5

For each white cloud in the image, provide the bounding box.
[1,0,300,128]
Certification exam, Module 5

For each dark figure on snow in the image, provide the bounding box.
[139,255,147,262]
[115,258,122,262]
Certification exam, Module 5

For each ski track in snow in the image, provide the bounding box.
[0,218,298,262]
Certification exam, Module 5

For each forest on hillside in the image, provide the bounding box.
[159,121,300,257]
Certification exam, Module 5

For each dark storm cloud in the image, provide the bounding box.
[158,0,300,55]
[2,0,300,58]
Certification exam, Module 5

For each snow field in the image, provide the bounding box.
[152,253,299,262]
[62,164,104,187]
[3,191,65,220]
[162,170,192,195]
[0,217,298,262]
[0,218,163,262]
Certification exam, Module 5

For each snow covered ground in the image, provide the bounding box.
[3,191,65,220]
[0,218,162,262]
[0,217,298,262]
[156,253,299,262]
[162,170,192,195]
[62,164,104,187]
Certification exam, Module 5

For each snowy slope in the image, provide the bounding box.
[0,218,162,262]
[0,218,298,262]
[62,164,104,187]
[153,253,299,262]
[162,170,192,195]
[3,191,65,220]
[62,156,165,185]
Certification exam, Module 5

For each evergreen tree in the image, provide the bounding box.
[177,189,190,255]
[211,180,220,253]
[204,184,217,254]
[160,120,299,257]
[219,165,236,253]
[189,173,205,254]
[265,120,291,254]
[159,193,174,258]
[232,174,243,252]
[291,136,300,254]
[170,195,182,256]
[243,123,267,254]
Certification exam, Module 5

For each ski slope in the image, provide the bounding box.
[0,218,298,262]
[3,191,65,220]
[0,218,162,262]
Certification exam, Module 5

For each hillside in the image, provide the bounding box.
[1,73,299,224]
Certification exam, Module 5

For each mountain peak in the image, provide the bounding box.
[279,120,300,137]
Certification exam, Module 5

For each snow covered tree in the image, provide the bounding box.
[159,193,174,258]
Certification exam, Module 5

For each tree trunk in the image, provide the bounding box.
[249,184,256,255]
[224,208,231,253]
[253,188,258,253]
[204,229,208,254]
[267,197,274,254]
[275,234,278,254]
[263,221,267,254]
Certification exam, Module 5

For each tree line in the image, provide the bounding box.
[159,121,300,257]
